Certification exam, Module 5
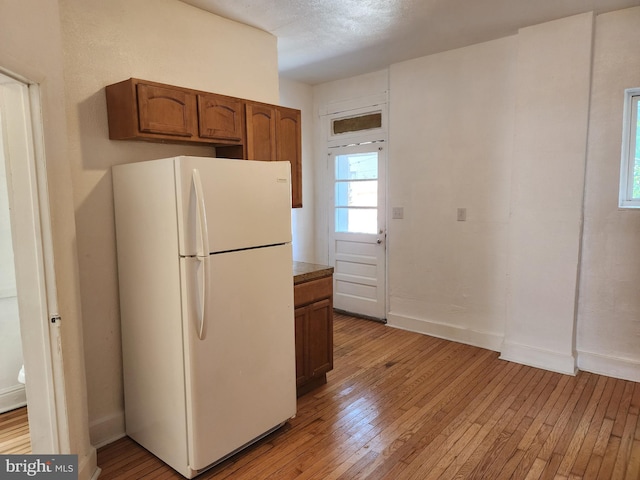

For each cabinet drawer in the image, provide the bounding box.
[294,276,332,307]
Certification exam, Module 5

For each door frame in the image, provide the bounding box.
[0,69,69,453]
[322,94,389,321]
[328,143,387,320]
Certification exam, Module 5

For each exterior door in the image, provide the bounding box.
[329,143,386,320]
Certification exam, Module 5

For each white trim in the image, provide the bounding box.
[319,92,388,116]
[89,411,126,449]
[577,350,640,382]
[619,87,640,208]
[499,340,577,376]
[0,71,67,453]
[387,312,504,352]
[79,450,100,480]
[0,384,27,414]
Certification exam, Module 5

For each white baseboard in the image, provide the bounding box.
[577,350,640,382]
[78,446,98,480]
[89,411,126,449]
[500,340,577,375]
[386,312,504,352]
[0,383,27,414]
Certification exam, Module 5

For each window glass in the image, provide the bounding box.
[335,208,377,234]
[335,152,378,180]
[633,97,640,199]
[334,150,379,233]
[332,113,382,135]
[620,90,640,208]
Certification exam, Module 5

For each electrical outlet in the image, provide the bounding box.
[457,208,467,221]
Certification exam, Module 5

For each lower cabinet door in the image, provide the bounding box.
[294,296,334,390]
[307,298,333,377]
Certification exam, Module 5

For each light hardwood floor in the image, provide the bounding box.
[0,405,30,454]
[3,313,639,478]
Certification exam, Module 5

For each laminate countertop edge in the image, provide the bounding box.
[293,261,334,285]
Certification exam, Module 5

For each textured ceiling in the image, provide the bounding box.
[182,0,640,85]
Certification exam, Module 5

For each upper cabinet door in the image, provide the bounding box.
[246,103,277,161]
[197,94,244,143]
[276,107,302,208]
[136,83,196,137]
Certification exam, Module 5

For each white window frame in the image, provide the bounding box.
[619,87,640,208]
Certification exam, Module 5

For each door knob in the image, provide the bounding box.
[377,239,382,244]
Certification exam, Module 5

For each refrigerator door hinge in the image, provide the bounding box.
[50,314,61,324]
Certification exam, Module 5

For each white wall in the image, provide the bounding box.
[313,7,640,382]
[58,0,280,447]
[577,7,640,382]
[0,124,25,413]
[387,36,516,351]
[280,78,316,262]
[502,13,594,375]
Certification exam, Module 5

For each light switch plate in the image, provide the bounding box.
[457,208,467,221]
[392,207,404,219]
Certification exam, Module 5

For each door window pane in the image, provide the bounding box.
[336,152,378,180]
[334,150,379,234]
[335,180,377,207]
[335,208,377,234]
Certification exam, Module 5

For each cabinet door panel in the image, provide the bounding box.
[197,94,244,142]
[246,104,277,161]
[136,83,196,137]
[295,307,309,387]
[308,298,333,378]
[277,107,302,207]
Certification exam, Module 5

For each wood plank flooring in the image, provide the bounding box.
[0,406,31,454]
[97,313,640,479]
[4,312,638,478]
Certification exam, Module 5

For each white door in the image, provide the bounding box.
[329,143,386,320]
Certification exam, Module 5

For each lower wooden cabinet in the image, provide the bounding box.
[294,275,333,396]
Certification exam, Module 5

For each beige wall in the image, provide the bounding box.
[58,0,280,446]
[0,0,94,477]
[577,7,640,381]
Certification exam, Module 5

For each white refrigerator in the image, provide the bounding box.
[112,156,296,478]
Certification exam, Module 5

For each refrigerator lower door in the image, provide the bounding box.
[180,243,296,473]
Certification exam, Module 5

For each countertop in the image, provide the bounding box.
[293,261,334,284]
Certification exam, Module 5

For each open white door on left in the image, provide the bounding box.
[329,144,386,320]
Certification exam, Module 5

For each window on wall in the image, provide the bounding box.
[619,88,640,208]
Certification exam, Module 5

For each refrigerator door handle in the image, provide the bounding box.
[192,168,210,258]
[196,256,210,340]
[193,169,210,340]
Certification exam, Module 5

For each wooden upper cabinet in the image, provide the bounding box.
[197,94,244,144]
[136,83,197,138]
[245,103,277,161]
[106,78,243,145]
[244,102,302,207]
[106,78,303,207]
[276,107,302,208]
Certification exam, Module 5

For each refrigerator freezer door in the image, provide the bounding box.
[175,156,292,256]
[181,243,296,471]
